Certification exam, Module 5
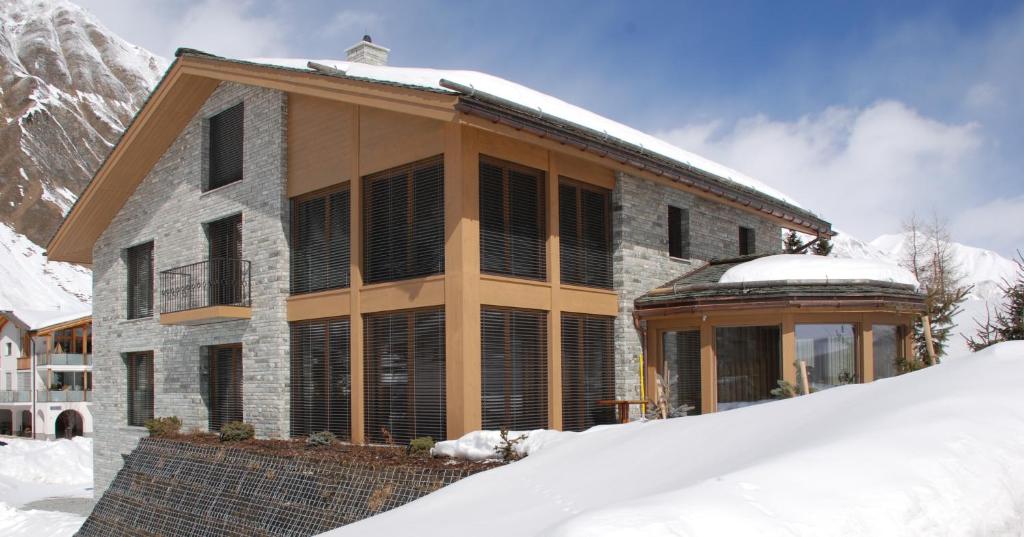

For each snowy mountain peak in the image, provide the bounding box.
[0,222,90,315]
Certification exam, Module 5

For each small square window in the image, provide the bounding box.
[739,226,756,255]
[668,206,690,258]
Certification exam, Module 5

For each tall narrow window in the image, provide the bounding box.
[364,308,445,444]
[208,214,243,306]
[126,351,154,427]
[668,206,690,259]
[481,308,548,430]
[561,314,616,431]
[126,242,154,319]
[363,156,444,284]
[739,226,756,255]
[663,330,701,416]
[873,325,902,380]
[291,318,351,439]
[207,103,244,190]
[292,187,350,294]
[208,344,243,432]
[480,156,546,280]
[559,180,612,288]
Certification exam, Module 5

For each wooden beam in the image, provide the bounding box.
[349,106,365,444]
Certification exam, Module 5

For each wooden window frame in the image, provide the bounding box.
[206,102,244,191]
[480,307,549,430]
[479,155,547,281]
[290,184,351,295]
[290,317,352,440]
[126,351,154,427]
[558,177,613,289]
[126,241,154,320]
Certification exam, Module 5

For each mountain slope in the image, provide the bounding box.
[0,222,90,316]
[0,0,166,247]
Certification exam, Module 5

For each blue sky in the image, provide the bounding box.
[77,0,1024,257]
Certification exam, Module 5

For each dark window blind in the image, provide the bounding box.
[559,181,612,288]
[480,157,546,280]
[208,103,244,190]
[739,226,756,255]
[668,206,691,259]
[126,351,154,427]
[364,308,445,444]
[208,344,243,432]
[561,314,616,431]
[363,156,444,284]
[208,214,244,306]
[481,308,548,430]
[290,318,351,440]
[663,330,701,416]
[126,242,154,319]
[291,188,350,294]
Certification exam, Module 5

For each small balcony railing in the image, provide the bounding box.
[37,389,90,403]
[0,391,32,403]
[159,258,251,314]
[39,353,90,366]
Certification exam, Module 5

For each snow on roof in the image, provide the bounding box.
[6,308,91,331]
[247,58,802,209]
[719,254,919,288]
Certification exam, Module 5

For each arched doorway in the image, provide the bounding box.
[55,409,84,439]
[20,410,31,436]
[0,409,11,435]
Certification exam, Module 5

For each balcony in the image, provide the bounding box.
[40,353,90,366]
[0,391,32,403]
[159,259,252,325]
[36,389,90,402]
[16,356,30,370]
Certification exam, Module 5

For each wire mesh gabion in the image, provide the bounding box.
[76,438,486,537]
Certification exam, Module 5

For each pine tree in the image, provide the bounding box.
[783,230,805,254]
[966,251,1024,351]
[811,237,833,256]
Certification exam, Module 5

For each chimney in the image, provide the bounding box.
[345,35,390,66]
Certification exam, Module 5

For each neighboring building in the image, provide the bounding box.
[0,310,93,439]
[45,37,918,495]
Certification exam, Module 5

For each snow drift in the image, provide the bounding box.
[719,254,919,287]
[325,342,1024,537]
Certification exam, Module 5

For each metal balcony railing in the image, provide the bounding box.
[159,258,251,314]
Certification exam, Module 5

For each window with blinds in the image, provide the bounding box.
[559,180,612,288]
[208,344,243,432]
[126,242,154,319]
[207,103,244,190]
[363,156,444,284]
[481,308,548,430]
[739,226,756,255]
[561,314,616,431]
[668,206,691,259]
[663,330,701,416]
[480,156,546,280]
[290,318,351,440]
[208,214,244,306]
[126,351,154,427]
[291,187,350,294]
[364,308,445,444]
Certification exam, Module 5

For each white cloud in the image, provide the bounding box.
[657,101,992,248]
[950,196,1024,257]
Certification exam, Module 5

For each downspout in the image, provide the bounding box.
[30,334,36,440]
[633,310,647,416]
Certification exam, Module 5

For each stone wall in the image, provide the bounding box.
[90,82,289,495]
[76,438,486,537]
[611,171,781,402]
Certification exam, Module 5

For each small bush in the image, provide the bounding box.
[144,416,182,437]
[306,431,336,448]
[220,421,255,442]
[494,427,527,462]
[407,436,435,457]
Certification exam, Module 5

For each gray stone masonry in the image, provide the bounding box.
[90,82,289,495]
[612,171,780,405]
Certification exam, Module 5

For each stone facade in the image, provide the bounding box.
[611,172,781,403]
[90,82,289,494]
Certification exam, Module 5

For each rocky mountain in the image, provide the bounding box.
[0,0,165,247]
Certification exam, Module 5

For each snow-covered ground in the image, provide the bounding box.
[0,437,92,536]
[325,342,1024,537]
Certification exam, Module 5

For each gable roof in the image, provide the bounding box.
[47,50,831,264]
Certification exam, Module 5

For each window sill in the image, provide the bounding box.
[200,179,243,197]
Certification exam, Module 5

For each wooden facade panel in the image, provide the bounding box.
[552,152,615,189]
[359,275,446,313]
[476,129,549,171]
[287,95,354,197]
[479,276,551,310]
[286,289,351,321]
[359,107,445,176]
[559,286,618,316]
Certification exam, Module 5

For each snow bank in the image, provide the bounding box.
[0,503,85,537]
[719,254,919,287]
[323,342,1024,537]
[0,437,93,486]
[248,58,800,209]
[432,429,578,461]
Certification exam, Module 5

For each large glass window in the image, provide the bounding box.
[796,324,857,390]
[290,318,351,439]
[561,314,616,430]
[364,308,446,444]
[363,156,444,284]
[715,326,780,410]
[663,330,701,416]
[873,325,902,380]
[480,156,546,280]
[559,180,612,288]
[126,351,154,427]
[481,308,548,430]
[291,187,350,294]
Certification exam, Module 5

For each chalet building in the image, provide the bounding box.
[0,310,93,439]
[47,37,922,495]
